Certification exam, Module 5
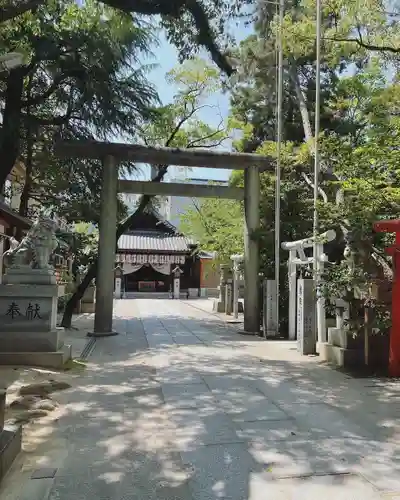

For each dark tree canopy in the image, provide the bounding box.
[0,0,235,75]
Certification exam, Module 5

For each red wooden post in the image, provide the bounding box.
[373,219,400,377]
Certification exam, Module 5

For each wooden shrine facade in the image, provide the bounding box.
[116,209,202,294]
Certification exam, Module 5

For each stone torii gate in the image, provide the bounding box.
[56,141,272,335]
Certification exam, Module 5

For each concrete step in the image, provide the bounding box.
[0,344,71,370]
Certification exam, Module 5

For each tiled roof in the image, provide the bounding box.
[198,250,216,259]
[118,233,194,253]
[0,200,31,229]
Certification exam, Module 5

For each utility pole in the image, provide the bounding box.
[313,0,324,346]
[274,0,284,336]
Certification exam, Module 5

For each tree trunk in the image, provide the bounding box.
[0,68,25,189]
[16,157,32,241]
[60,262,97,327]
[288,62,313,144]
[18,157,32,218]
[60,165,169,328]
[17,90,34,239]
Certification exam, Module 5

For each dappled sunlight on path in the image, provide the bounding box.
[1,298,400,499]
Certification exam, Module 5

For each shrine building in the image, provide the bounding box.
[115,208,219,295]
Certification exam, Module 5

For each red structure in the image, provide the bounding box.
[374,219,400,377]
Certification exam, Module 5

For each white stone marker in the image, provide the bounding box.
[230,254,243,320]
[225,280,233,315]
[263,279,278,337]
[287,250,297,340]
[171,266,183,300]
[173,278,180,299]
[114,277,122,298]
[297,278,316,355]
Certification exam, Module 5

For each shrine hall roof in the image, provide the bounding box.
[117,233,195,253]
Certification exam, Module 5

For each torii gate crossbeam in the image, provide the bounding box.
[55,140,273,336]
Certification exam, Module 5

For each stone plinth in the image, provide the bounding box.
[0,270,71,369]
[319,341,364,369]
[0,284,58,335]
[3,267,56,285]
[319,298,364,369]
[320,327,364,369]
[328,327,362,350]
[0,391,22,484]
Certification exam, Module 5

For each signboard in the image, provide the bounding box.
[116,254,185,265]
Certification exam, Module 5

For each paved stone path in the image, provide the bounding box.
[2,298,400,499]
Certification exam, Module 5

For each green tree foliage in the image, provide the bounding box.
[193,0,400,335]
[0,0,158,204]
[180,197,244,262]
[0,0,237,74]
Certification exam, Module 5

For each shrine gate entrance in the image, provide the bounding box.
[56,141,272,335]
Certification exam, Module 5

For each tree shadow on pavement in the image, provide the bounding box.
[2,301,400,499]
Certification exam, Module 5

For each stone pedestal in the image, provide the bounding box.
[297,279,316,355]
[0,390,22,484]
[3,266,57,285]
[0,269,71,368]
[320,328,364,369]
[319,299,364,369]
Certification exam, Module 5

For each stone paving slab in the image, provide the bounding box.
[156,368,204,385]
[161,382,217,410]
[249,473,382,500]
[248,437,351,478]
[167,406,245,448]
[1,298,399,500]
[235,418,311,442]
[210,386,288,422]
[180,442,261,500]
[282,402,374,440]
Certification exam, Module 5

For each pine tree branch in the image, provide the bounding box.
[0,0,43,22]
[102,0,233,75]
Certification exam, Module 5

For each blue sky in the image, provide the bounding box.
[138,22,252,182]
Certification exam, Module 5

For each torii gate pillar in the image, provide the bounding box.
[374,219,400,376]
[90,155,119,337]
[243,165,260,334]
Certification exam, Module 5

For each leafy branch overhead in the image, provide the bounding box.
[0,0,235,75]
[0,0,160,223]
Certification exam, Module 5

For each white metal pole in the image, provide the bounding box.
[274,0,284,337]
[288,250,297,340]
[313,0,322,346]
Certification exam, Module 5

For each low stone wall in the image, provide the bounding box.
[0,390,22,484]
